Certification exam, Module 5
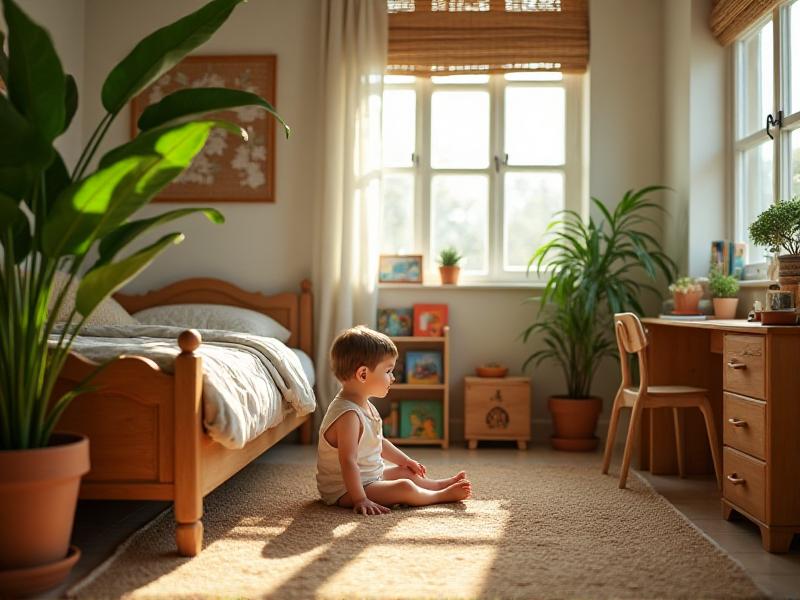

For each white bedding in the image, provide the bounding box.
[54,324,316,449]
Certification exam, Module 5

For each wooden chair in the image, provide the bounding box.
[601,313,722,490]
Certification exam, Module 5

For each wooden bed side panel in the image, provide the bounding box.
[201,412,310,496]
[56,353,175,486]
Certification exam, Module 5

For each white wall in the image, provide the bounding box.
[8,0,85,169]
[81,0,321,295]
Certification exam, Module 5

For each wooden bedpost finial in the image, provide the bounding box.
[301,279,312,293]
[178,329,202,354]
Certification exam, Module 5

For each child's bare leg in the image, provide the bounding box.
[383,465,467,491]
[338,479,471,508]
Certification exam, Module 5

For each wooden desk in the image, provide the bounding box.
[641,318,800,552]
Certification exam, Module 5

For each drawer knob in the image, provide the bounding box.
[727,361,747,370]
[727,417,747,428]
[727,473,746,485]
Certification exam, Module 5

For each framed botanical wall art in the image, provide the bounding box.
[130,55,278,203]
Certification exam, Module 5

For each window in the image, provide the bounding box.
[380,72,583,282]
[733,1,800,263]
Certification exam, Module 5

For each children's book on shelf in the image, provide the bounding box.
[413,304,448,337]
[405,350,443,384]
[399,399,443,440]
[376,307,413,336]
[710,240,747,277]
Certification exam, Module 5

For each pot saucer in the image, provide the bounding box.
[550,436,599,452]
[0,545,80,597]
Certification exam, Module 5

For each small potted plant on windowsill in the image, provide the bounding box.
[749,198,800,307]
[708,265,740,319]
[438,247,463,285]
[669,276,703,315]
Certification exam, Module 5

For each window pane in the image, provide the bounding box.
[382,89,416,168]
[381,173,415,254]
[504,172,564,270]
[431,175,488,272]
[505,86,565,165]
[504,72,563,81]
[431,74,490,84]
[742,142,773,263]
[791,129,800,198]
[741,20,773,138]
[792,2,800,114]
[431,90,490,168]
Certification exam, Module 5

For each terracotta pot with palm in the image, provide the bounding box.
[524,187,677,450]
[438,247,463,285]
[0,0,288,594]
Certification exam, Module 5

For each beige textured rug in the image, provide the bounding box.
[70,462,765,599]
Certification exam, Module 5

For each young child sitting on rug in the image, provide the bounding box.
[316,325,471,515]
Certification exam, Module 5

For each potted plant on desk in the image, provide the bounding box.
[0,0,288,595]
[749,198,800,308]
[524,187,677,450]
[669,276,703,315]
[708,266,740,319]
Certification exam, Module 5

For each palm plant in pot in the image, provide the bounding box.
[524,187,677,451]
[0,0,288,594]
[708,266,740,319]
[438,246,463,285]
[749,197,800,307]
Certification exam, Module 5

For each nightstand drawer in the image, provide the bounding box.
[723,334,766,400]
[464,378,530,439]
[723,447,766,522]
[723,392,766,460]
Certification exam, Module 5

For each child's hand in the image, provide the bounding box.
[405,459,426,477]
[353,497,391,516]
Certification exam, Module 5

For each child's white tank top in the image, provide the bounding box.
[316,396,384,505]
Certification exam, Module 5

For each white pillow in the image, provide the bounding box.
[133,303,292,342]
[50,270,139,327]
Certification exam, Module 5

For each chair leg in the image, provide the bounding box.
[698,400,723,490]
[602,388,624,475]
[673,408,685,478]
[619,401,644,489]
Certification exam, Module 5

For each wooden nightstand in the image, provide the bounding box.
[464,376,531,449]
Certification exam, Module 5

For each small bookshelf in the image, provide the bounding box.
[380,326,449,448]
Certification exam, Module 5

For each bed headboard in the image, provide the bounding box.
[114,278,313,356]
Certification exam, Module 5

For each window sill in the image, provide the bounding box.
[378,281,545,291]
[737,279,777,288]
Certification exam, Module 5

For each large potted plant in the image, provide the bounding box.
[0,0,288,595]
[524,187,677,451]
[749,198,800,307]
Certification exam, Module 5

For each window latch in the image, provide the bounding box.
[493,154,508,172]
[411,152,419,167]
[766,111,783,140]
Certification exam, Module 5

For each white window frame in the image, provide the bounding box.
[733,1,800,263]
[382,73,584,283]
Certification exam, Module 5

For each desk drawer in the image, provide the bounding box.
[723,392,766,460]
[723,447,766,522]
[723,334,766,400]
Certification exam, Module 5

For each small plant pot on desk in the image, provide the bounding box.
[0,433,89,597]
[464,376,530,449]
[548,396,602,451]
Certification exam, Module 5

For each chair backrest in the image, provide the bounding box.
[614,312,649,390]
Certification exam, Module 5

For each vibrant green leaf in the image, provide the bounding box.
[43,151,70,214]
[2,0,66,141]
[76,232,184,316]
[0,93,53,168]
[95,207,224,267]
[138,87,290,138]
[101,0,244,115]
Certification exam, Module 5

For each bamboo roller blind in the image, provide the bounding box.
[710,0,781,46]
[387,0,589,75]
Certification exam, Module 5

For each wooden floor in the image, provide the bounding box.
[41,441,800,599]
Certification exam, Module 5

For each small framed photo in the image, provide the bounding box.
[406,350,443,384]
[399,399,443,440]
[376,307,413,337]
[413,303,448,337]
[378,255,423,283]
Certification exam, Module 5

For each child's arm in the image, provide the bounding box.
[336,411,390,515]
[381,438,427,477]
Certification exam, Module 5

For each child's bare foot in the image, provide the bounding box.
[438,479,472,503]
[426,470,467,490]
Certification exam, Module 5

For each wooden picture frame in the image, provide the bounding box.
[130,55,278,203]
[378,255,423,283]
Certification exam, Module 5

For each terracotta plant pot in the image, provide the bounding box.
[548,396,602,451]
[712,297,739,319]
[0,433,89,597]
[439,265,460,285]
[673,290,703,314]
[778,254,800,308]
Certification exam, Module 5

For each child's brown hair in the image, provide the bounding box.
[330,325,398,382]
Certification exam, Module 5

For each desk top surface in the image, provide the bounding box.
[642,317,800,334]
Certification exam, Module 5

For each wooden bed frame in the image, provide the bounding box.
[55,278,315,556]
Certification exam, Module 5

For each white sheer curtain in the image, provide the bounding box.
[312,0,387,416]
